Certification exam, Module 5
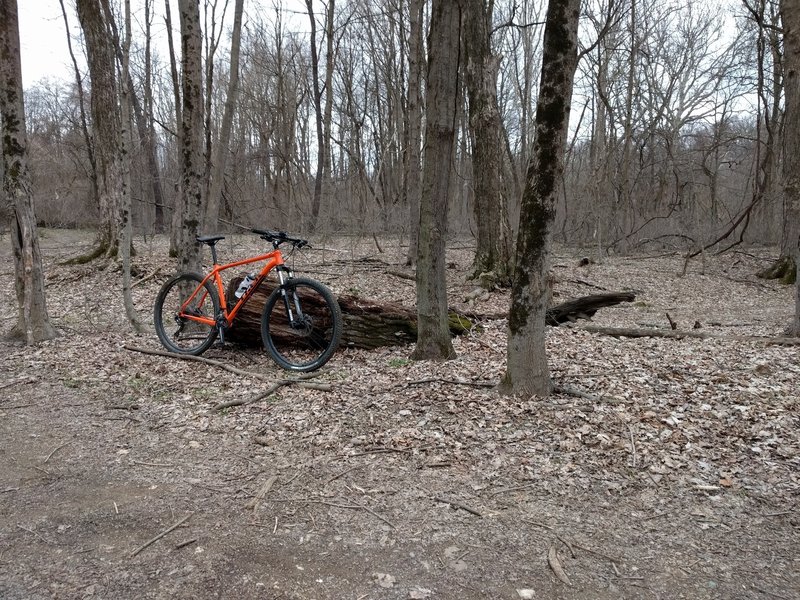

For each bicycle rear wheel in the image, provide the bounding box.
[261,277,342,372]
[154,272,219,355]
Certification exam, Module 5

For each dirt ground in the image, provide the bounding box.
[1,229,798,600]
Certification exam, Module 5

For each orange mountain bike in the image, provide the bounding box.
[153,229,342,372]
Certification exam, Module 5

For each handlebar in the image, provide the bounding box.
[252,228,309,249]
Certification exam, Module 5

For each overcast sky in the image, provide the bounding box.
[17,1,74,88]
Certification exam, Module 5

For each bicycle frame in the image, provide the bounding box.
[179,249,291,329]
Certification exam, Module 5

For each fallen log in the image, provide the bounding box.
[225,279,473,349]
[225,278,635,349]
[545,291,636,325]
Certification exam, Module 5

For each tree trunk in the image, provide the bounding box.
[165,0,183,256]
[781,0,800,334]
[76,0,122,258]
[0,0,57,343]
[177,0,205,273]
[411,0,462,361]
[119,0,144,333]
[204,0,244,231]
[404,0,424,266]
[305,0,334,231]
[464,0,512,285]
[499,0,581,396]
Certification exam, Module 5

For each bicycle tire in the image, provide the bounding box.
[261,277,342,372]
[154,272,219,355]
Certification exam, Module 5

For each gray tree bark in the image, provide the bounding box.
[404,0,424,266]
[76,0,122,258]
[0,0,57,343]
[411,0,462,361]
[499,0,580,396]
[119,0,144,332]
[464,0,512,285]
[177,0,205,273]
[781,0,800,334]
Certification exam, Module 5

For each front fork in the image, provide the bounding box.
[277,267,304,328]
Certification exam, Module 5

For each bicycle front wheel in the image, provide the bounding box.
[261,277,342,372]
[154,272,219,355]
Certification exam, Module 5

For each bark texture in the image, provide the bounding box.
[76,0,122,257]
[177,0,205,273]
[412,0,462,361]
[500,0,581,396]
[464,0,512,285]
[0,0,56,343]
[783,0,800,334]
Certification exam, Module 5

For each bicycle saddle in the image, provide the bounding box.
[196,235,225,246]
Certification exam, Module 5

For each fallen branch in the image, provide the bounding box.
[434,496,483,517]
[131,268,161,288]
[214,375,330,410]
[579,326,800,346]
[129,513,193,558]
[404,377,496,389]
[124,345,274,381]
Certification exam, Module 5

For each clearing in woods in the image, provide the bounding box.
[1,229,798,599]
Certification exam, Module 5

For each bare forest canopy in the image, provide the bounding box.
[21,0,784,252]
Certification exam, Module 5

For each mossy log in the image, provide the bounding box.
[225,278,474,349]
[225,278,634,349]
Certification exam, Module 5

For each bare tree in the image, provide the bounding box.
[76,0,123,258]
[464,0,512,285]
[500,0,580,396]
[412,0,462,361]
[119,0,144,332]
[204,0,245,230]
[781,0,800,333]
[0,0,57,343]
[305,0,335,231]
[177,0,206,272]
[404,0,424,265]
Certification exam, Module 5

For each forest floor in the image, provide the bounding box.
[1,229,798,600]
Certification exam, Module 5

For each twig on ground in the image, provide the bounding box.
[345,446,413,458]
[627,424,637,468]
[548,544,572,585]
[404,377,496,389]
[246,475,278,511]
[131,268,161,288]
[129,513,193,558]
[43,442,70,464]
[216,376,330,410]
[132,460,175,468]
[0,378,35,392]
[324,465,363,485]
[17,524,49,544]
[174,538,197,550]
[434,496,483,517]
[387,268,415,281]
